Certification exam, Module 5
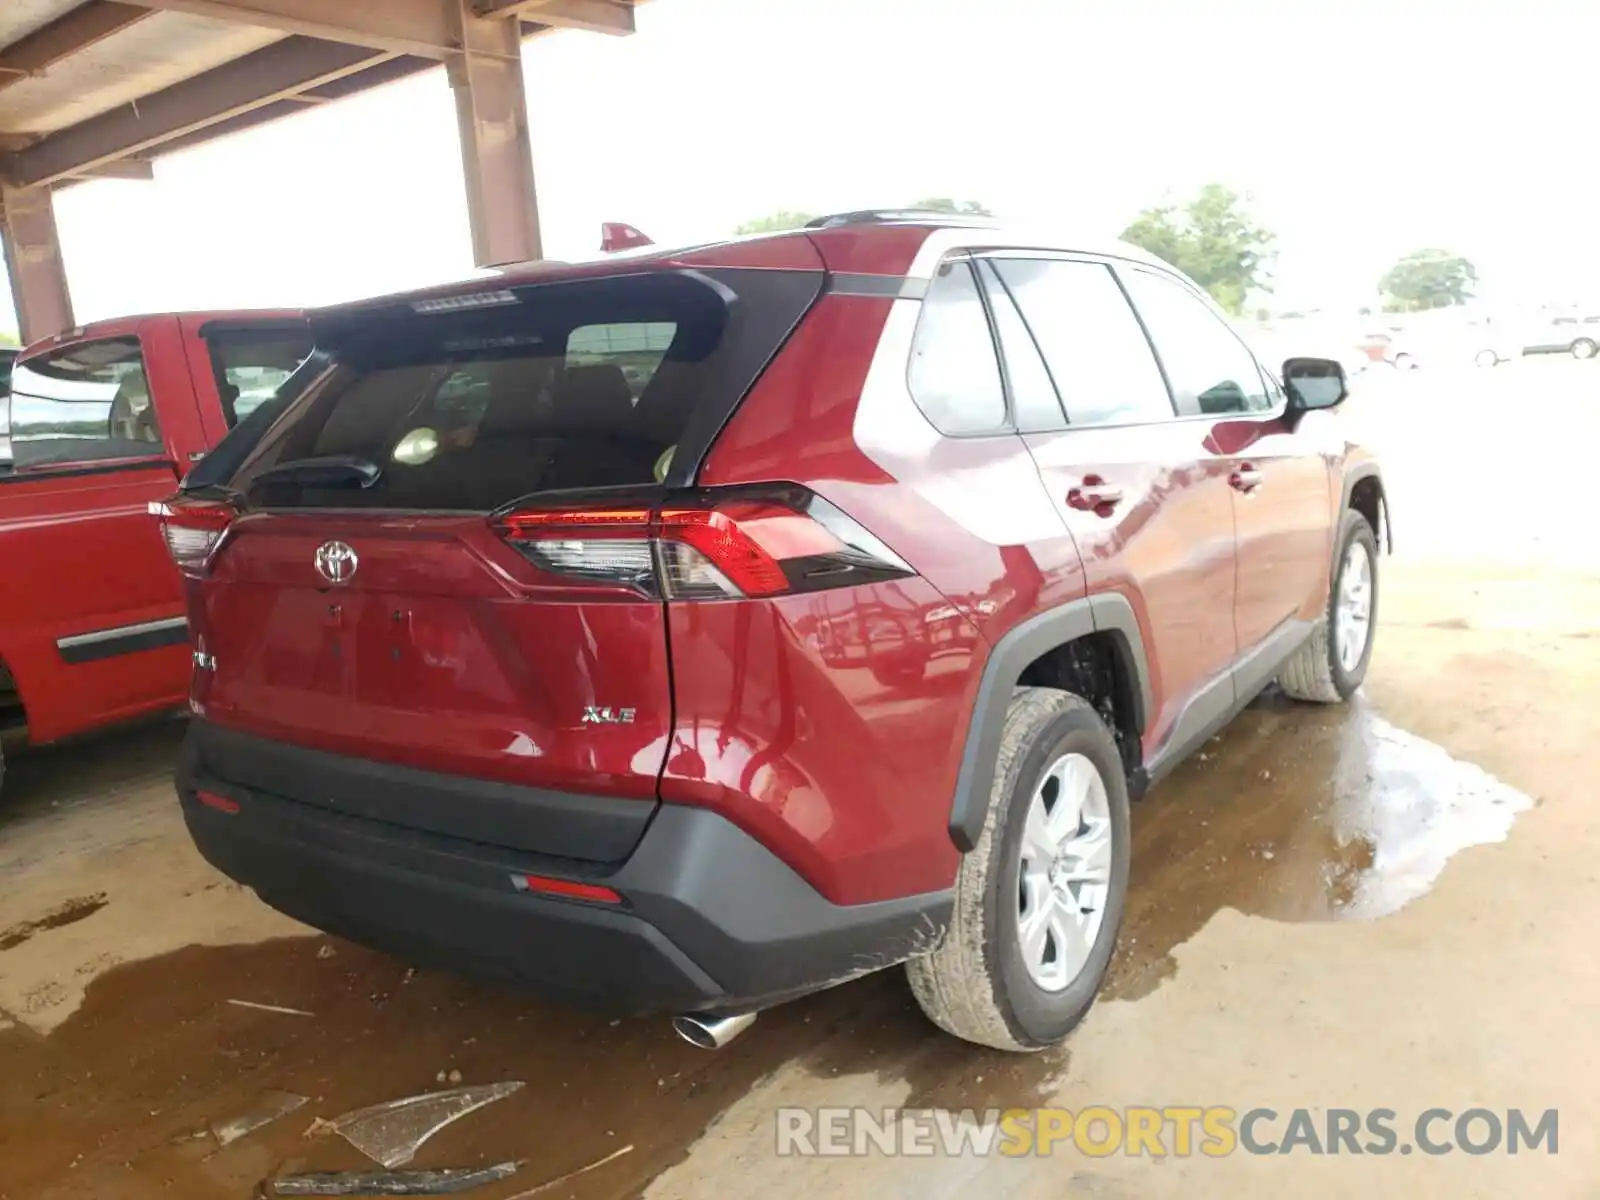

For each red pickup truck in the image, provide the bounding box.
[0,311,310,793]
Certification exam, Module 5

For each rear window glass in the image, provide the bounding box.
[3,337,163,471]
[568,322,675,399]
[228,270,815,511]
[207,326,314,427]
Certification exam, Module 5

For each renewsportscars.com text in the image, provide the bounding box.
[776,1106,1558,1158]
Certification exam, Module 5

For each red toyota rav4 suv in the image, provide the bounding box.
[160,213,1386,1052]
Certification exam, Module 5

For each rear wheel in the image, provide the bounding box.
[907,688,1130,1051]
[1571,338,1597,360]
[1474,349,1499,368]
[1279,509,1379,703]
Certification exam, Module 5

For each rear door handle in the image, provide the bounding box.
[1067,475,1124,513]
[1230,464,1264,494]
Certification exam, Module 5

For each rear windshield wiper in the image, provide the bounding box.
[249,455,383,490]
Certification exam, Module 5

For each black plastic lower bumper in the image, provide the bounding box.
[177,722,951,1016]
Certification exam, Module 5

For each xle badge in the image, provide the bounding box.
[582,706,637,725]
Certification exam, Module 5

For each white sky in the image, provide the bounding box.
[4,0,1598,336]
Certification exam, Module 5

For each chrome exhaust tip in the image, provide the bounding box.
[672,1011,757,1050]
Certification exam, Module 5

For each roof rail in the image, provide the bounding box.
[803,209,999,230]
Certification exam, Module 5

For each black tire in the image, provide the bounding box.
[1279,509,1379,703]
[906,688,1130,1051]
[1571,338,1597,361]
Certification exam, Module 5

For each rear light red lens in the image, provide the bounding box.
[150,497,234,576]
[497,507,652,539]
[512,874,622,904]
[656,508,789,597]
[493,489,912,601]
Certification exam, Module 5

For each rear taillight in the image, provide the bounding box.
[494,489,913,600]
[150,497,235,577]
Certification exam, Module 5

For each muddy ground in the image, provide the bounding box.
[1,361,1596,1198]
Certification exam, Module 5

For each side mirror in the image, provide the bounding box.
[1282,357,1349,412]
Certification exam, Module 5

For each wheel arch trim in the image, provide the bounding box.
[948,592,1152,852]
[1339,463,1391,555]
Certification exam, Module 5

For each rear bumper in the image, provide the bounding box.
[177,721,950,1015]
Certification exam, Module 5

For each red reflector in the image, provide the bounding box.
[513,874,622,905]
[196,789,240,815]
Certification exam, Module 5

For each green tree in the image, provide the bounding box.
[911,197,993,216]
[1120,184,1275,315]
[734,211,817,235]
[1378,250,1477,312]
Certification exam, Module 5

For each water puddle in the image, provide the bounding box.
[1108,693,1532,998]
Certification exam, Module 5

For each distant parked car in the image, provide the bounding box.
[1384,324,1518,370]
[1355,331,1394,363]
[1522,315,1600,360]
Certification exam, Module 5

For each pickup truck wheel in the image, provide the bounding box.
[907,688,1129,1051]
[1571,338,1597,361]
[1279,509,1380,704]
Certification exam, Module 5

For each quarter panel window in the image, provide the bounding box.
[977,261,1065,431]
[4,338,163,470]
[992,259,1174,427]
[1120,269,1272,416]
[907,260,1007,435]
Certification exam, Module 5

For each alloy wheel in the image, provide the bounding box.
[1016,752,1113,992]
[1336,539,1374,673]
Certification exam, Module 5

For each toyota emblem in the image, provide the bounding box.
[314,540,359,585]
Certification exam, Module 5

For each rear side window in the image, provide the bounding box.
[3,337,163,471]
[992,259,1174,427]
[908,260,1007,435]
[1120,269,1272,416]
[207,326,314,427]
[229,269,819,511]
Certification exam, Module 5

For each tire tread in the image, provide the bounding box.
[907,688,1097,1052]
[1279,510,1377,704]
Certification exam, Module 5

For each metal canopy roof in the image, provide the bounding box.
[0,1,640,192]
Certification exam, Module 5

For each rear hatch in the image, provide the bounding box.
[166,263,825,825]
